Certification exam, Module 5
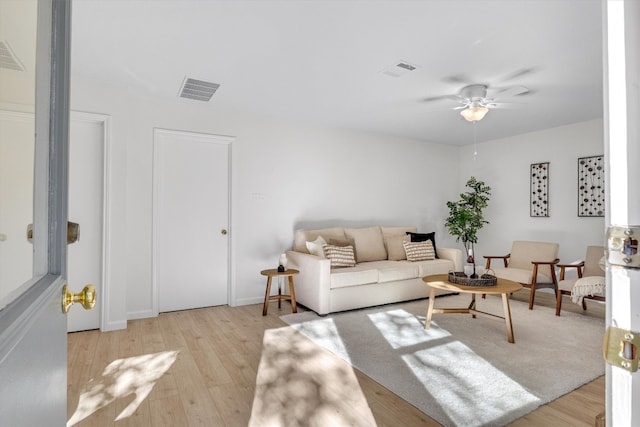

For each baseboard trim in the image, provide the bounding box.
[102,319,127,332]
[232,296,265,307]
[127,309,155,321]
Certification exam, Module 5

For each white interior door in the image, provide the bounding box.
[66,114,105,332]
[153,129,231,313]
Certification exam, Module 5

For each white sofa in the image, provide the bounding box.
[286,226,463,315]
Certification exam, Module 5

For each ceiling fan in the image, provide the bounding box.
[425,83,530,122]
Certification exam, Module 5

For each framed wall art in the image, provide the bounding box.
[578,155,604,217]
[530,162,549,217]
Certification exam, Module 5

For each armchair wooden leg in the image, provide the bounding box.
[555,289,563,316]
[528,284,536,310]
[582,298,587,311]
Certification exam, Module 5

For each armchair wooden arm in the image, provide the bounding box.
[556,261,585,280]
[484,254,510,269]
[530,258,560,287]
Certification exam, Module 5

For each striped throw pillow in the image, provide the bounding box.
[323,244,356,268]
[403,240,435,262]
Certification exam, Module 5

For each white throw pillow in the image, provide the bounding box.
[306,236,327,258]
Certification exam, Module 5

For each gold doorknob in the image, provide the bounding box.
[62,284,96,314]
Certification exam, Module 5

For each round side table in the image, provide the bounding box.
[260,268,299,316]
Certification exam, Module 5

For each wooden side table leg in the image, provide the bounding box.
[288,276,297,313]
[502,292,515,343]
[262,276,273,316]
[425,288,436,329]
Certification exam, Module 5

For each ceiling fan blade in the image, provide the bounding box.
[494,85,530,98]
[422,94,463,103]
[500,67,538,82]
[486,101,527,109]
[443,73,473,85]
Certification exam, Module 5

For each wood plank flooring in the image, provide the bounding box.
[68,291,605,426]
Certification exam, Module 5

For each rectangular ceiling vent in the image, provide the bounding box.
[381,60,418,78]
[0,40,26,72]
[178,77,220,101]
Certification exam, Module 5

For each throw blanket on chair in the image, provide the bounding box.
[571,276,606,304]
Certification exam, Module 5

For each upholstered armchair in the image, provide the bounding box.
[556,245,605,316]
[484,241,560,313]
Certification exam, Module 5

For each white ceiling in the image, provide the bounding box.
[70,0,604,145]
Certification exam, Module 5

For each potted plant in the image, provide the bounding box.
[445,176,491,277]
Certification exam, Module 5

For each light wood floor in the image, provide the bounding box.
[68,291,605,426]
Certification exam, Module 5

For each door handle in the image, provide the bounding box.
[221,229,228,235]
[62,284,96,314]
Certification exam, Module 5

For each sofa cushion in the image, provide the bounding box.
[381,226,417,237]
[345,226,387,262]
[406,231,439,259]
[403,240,436,262]
[374,261,420,283]
[305,236,327,258]
[330,264,379,289]
[293,227,346,253]
[385,234,410,261]
[416,258,456,277]
[323,244,356,268]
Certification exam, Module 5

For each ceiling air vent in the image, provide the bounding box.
[0,40,26,71]
[381,60,418,78]
[178,77,220,101]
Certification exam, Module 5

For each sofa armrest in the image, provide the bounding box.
[436,247,463,271]
[286,251,332,315]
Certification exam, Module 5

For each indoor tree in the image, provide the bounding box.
[445,176,492,272]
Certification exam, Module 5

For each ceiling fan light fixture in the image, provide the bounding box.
[460,105,489,122]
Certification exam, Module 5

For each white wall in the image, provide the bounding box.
[459,119,605,265]
[71,79,461,325]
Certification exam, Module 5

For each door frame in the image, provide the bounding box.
[69,111,112,331]
[0,110,112,331]
[604,1,640,425]
[150,128,234,316]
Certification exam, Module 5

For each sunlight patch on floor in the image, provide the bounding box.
[250,326,375,426]
[402,341,540,427]
[285,317,351,364]
[67,350,179,426]
[368,309,451,349]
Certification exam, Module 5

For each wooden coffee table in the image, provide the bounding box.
[422,274,523,343]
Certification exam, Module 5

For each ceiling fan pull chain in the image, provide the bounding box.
[473,121,478,159]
